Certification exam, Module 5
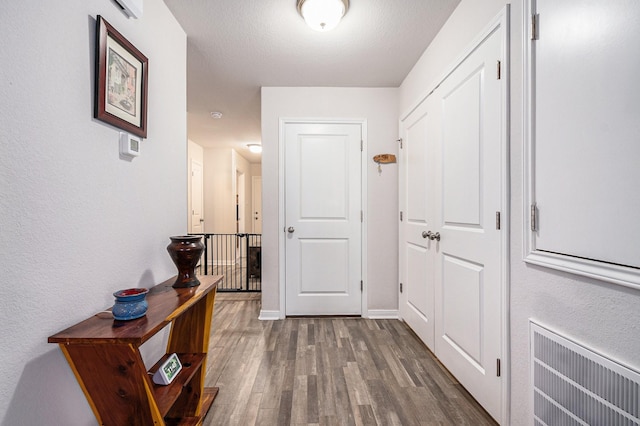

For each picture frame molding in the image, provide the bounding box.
[95,15,148,138]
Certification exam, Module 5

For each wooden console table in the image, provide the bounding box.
[49,275,222,425]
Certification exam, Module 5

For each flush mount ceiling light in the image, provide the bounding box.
[247,144,262,153]
[210,111,223,119]
[297,0,349,32]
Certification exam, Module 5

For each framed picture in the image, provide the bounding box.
[95,16,148,138]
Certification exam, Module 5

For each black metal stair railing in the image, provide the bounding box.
[189,233,261,292]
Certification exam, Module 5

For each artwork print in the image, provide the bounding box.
[107,47,137,116]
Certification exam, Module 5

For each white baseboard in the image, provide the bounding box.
[258,310,282,321]
[366,309,399,319]
[258,309,398,320]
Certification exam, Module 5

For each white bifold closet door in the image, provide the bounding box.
[399,20,506,422]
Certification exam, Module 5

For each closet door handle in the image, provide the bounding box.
[422,231,441,241]
[287,227,295,233]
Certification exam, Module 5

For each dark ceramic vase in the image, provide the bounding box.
[167,235,204,288]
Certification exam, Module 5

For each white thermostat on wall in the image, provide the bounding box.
[120,132,141,158]
[152,353,182,385]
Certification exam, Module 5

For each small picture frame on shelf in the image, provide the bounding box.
[94,15,148,138]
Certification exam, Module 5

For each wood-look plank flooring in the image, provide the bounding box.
[204,293,497,426]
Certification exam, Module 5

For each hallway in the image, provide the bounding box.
[204,293,496,425]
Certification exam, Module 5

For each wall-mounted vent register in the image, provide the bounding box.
[531,322,640,426]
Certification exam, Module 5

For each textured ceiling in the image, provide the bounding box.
[163,0,461,162]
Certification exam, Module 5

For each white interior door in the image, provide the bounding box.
[399,97,438,351]
[285,122,362,315]
[252,176,262,234]
[190,159,204,234]
[433,27,504,420]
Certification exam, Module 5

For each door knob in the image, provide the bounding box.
[287,226,295,233]
[422,230,441,241]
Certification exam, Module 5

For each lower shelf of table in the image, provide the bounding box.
[164,387,219,426]
[150,353,207,416]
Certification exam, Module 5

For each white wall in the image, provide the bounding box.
[202,147,254,234]
[400,0,640,423]
[261,87,399,317]
[250,163,262,178]
[0,1,187,424]
[233,150,253,233]
[203,148,234,233]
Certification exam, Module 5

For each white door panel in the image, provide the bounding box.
[442,69,482,227]
[252,176,262,234]
[434,28,503,420]
[299,239,349,293]
[190,159,204,234]
[407,243,430,317]
[441,255,484,367]
[285,122,362,315]
[406,113,429,223]
[399,99,437,350]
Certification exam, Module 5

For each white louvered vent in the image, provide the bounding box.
[530,322,640,426]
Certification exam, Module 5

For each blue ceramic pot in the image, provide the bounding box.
[112,288,149,321]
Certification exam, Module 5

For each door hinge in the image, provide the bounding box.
[497,60,502,80]
[531,14,539,40]
[531,203,537,232]
[361,140,364,152]
[497,359,501,377]
[399,282,403,293]
[400,211,403,221]
[360,280,363,291]
[397,138,403,149]
[495,211,501,230]
[361,210,364,222]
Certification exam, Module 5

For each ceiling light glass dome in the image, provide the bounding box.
[297,0,349,32]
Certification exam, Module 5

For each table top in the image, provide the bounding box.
[48,275,222,346]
